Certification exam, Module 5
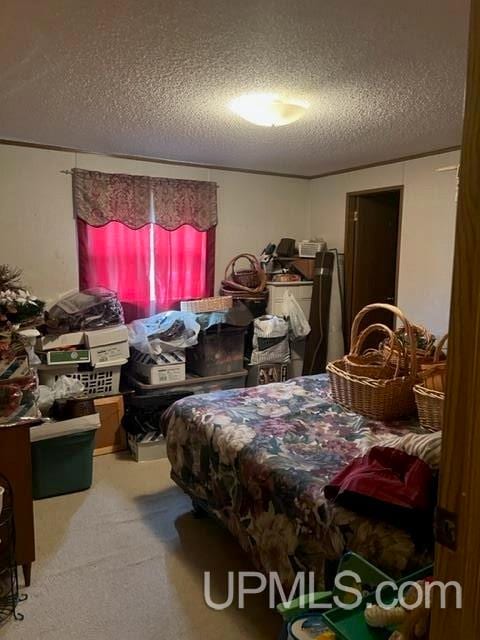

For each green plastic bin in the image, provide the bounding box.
[31,429,96,499]
[322,564,433,640]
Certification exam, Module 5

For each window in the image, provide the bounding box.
[73,169,217,322]
[77,220,215,322]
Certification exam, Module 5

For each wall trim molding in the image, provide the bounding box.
[0,138,309,180]
[0,137,461,181]
[308,146,461,179]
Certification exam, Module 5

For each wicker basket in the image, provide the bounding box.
[381,323,436,373]
[419,334,448,392]
[180,296,233,313]
[222,254,267,294]
[327,303,418,420]
[414,383,444,431]
[344,323,403,379]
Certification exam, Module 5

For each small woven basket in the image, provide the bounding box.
[327,303,418,421]
[414,334,447,430]
[419,334,448,392]
[180,296,233,313]
[344,322,402,380]
[381,323,436,373]
[414,383,444,431]
[222,254,267,294]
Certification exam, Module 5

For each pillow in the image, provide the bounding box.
[375,431,442,469]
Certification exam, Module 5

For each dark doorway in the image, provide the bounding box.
[343,187,402,350]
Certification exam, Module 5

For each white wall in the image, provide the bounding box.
[309,150,460,338]
[0,142,458,342]
[0,143,308,302]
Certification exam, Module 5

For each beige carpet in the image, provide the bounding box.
[3,453,281,640]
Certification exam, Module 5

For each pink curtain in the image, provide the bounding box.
[77,219,214,322]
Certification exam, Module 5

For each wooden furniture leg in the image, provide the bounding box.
[22,563,32,587]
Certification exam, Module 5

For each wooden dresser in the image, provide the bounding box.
[0,419,41,586]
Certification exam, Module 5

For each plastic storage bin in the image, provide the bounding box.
[186,326,246,376]
[126,369,248,395]
[30,415,100,499]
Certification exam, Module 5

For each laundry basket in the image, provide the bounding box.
[38,363,123,395]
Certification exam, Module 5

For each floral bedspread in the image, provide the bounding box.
[164,374,431,588]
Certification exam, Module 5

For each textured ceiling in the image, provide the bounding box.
[0,0,470,176]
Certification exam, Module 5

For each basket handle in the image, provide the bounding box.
[433,333,448,363]
[350,303,418,377]
[223,253,266,294]
[350,322,403,377]
[224,253,260,280]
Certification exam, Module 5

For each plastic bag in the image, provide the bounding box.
[128,311,200,360]
[52,375,85,398]
[37,385,55,415]
[46,288,125,333]
[283,290,311,339]
[250,315,290,365]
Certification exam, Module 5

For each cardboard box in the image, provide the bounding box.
[128,432,167,462]
[39,349,91,366]
[132,361,186,386]
[247,363,289,387]
[36,331,85,352]
[130,349,186,385]
[89,341,130,366]
[84,325,128,348]
[93,395,127,455]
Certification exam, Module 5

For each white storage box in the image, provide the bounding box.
[128,432,167,462]
[39,349,91,366]
[36,331,85,352]
[84,325,128,348]
[38,362,125,396]
[130,349,185,385]
[266,281,314,321]
[89,341,130,366]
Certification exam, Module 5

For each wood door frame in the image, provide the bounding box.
[430,0,480,637]
[343,185,404,347]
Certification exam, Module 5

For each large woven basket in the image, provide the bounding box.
[414,384,444,431]
[344,322,403,380]
[327,303,418,420]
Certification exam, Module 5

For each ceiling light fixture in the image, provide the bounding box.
[229,93,309,127]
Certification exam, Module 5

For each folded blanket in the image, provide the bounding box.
[324,447,436,545]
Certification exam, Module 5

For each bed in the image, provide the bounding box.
[164,374,433,589]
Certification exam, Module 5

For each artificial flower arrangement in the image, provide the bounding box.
[0,265,45,328]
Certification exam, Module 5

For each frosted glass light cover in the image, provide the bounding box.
[230,93,308,127]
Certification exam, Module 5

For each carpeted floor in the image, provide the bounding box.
[3,453,281,640]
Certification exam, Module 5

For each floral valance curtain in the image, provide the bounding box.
[72,168,218,231]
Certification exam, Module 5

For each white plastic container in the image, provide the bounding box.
[38,362,125,396]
